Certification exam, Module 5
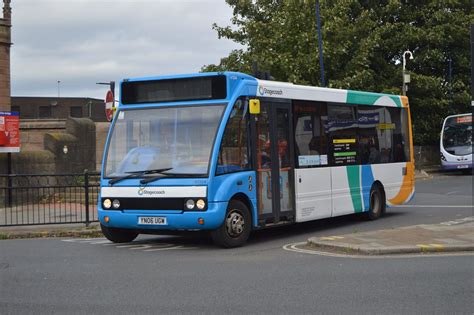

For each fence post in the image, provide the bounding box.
[84,169,90,226]
[7,153,12,207]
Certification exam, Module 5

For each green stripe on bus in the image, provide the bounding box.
[346,165,363,213]
[346,91,401,108]
[334,151,357,157]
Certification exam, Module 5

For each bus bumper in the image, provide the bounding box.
[441,162,473,171]
[98,201,228,231]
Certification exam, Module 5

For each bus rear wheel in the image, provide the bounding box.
[100,224,138,243]
[365,185,384,220]
[211,200,251,248]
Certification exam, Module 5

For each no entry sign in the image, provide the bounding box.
[105,90,114,122]
[0,111,20,153]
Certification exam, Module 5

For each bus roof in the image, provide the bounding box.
[120,72,409,108]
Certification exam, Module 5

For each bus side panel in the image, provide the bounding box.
[208,171,258,227]
[294,168,332,222]
[371,162,415,206]
[331,166,360,216]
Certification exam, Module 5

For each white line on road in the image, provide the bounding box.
[129,245,153,250]
[143,245,184,251]
[116,244,142,248]
[90,240,112,244]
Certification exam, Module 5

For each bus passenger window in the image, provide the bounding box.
[328,104,358,166]
[293,101,328,168]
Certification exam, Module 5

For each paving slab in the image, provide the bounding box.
[307,217,474,255]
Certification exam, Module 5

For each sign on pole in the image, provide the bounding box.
[0,111,20,153]
[105,90,114,122]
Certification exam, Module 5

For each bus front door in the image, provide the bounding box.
[253,100,295,225]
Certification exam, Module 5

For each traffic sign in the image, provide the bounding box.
[105,90,114,122]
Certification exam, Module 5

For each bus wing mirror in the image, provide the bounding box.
[249,99,260,114]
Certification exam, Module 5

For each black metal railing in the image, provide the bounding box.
[0,171,100,226]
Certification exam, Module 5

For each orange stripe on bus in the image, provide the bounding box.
[389,162,414,204]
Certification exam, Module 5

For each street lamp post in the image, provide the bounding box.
[402,50,414,96]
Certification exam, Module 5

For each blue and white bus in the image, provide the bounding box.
[99,72,414,247]
[440,113,472,173]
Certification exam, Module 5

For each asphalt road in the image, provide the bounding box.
[1,173,473,314]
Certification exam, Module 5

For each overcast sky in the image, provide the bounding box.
[10,0,242,99]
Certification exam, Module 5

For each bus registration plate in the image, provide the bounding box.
[138,216,167,225]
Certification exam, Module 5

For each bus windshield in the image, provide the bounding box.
[442,116,472,155]
[104,104,226,178]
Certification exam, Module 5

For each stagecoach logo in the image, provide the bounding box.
[258,86,283,96]
[137,186,165,196]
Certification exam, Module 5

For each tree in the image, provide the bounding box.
[202,0,473,145]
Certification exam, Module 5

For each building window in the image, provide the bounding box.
[39,106,51,118]
[70,106,83,118]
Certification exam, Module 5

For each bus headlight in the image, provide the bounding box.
[196,199,206,210]
[112,199,120,209]
[185,199,195,210]
[103,199,112,209]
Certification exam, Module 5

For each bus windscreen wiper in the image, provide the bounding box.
[108,168,173,185]
[139,172,205,184]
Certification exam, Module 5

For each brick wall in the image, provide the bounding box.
[0,1,11,112]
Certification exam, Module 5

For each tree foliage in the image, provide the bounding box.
[202,0,473,145]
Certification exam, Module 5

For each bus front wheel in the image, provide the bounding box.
[365,185,385,220]
[100,224,138,243]
[211,200,251,248]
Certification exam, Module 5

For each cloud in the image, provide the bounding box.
[10,0,242,99]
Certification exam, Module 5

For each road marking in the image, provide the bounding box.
[129,245,153,250]
[90,240,112,244]
[61,238,195,251]
[144,245,184,251]
[116,244,141,248]
[440,217,474,226]
[321,236,345,241]
[417,244,445,251]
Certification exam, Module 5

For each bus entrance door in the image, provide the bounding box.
[253,101,295,225]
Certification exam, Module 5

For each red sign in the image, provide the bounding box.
[105,90,114,122]
[0,112,20,153]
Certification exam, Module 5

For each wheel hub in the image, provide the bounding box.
[226,211,245,237]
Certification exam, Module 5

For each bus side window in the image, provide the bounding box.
[293,101,328,168]
[216,98,251,175]
[328,104,359,166]
[387,107,409,163]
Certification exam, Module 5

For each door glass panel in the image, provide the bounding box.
[256,105,273,215]
[276,108,293,212]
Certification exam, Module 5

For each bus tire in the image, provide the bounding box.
[100,224,138,243]
[365,185,384,220]
[211,200,251,248]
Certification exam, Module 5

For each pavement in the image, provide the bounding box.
[1,167,473,256]
[0,222,101,239]
[307,217,474,255]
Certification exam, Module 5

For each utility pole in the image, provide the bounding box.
[315,0,326,87]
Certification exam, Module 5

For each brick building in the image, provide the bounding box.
[0,0,11,111]
[12,97,107,121]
